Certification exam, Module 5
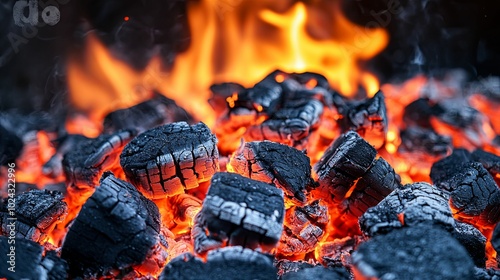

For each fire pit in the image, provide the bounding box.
[1,0,500,279]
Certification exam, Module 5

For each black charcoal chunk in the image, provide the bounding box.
[0,236,68,280]
[441,162,500,224]
[336,91,387,149]
[403,98,435,128]
[0,123,23,166]
[314,131,377,202]
[43,134,89,178]
[433,100,483,129]
[359,182,454,237]
[474,267,500,280]
[63,129,135,188]
[229,141,316,203]
[472,149,500,178]
[103,93,192,133]
[399,127,452,157]
[0,190,67,242]
[245,99,323,148]
[278,200,328,256]
[430,148,472,190]
[159,246,277,280]
[61,174,163,277]
[282,266,350,280]
[451,221,486,267]
[343,158,402,217]
[121,122,219,199]
[289,72,330,89]
[192,172,284,254]
[353,225,475,280]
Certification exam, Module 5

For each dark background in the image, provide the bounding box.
[0,0,499,113]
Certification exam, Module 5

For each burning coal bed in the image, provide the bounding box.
[2,70,500,279]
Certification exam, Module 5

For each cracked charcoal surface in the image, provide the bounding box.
[343,157,402,217]
[103,92,192,134]
[245,98,323,148]
[0,189,67,242]
[353,225,475,280]
[359,182,454,237]
[472,149,500,179]
[430,148,472,190]
[61,173,162,277]
[43,134,89,178]
[474,267,500,280]
[121,122,219,199]
[229,140,316,204]
[281,266,350,280]
[159,246,276,280]
[442,162,500,224]
[314,131,377,202]
[278,200,328,256]
[451,221,486,267]
[336,91,387,149]
[399,127,452,157]
[192,172,284,254]
[0,236,68,280]
[63,129,135,188]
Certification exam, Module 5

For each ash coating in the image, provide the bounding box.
[353,225,475,280]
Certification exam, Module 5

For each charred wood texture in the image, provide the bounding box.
[314,131,400,215]
[213,70,327,153]
[315,236,364,268]
[451,221,486,267]
[159,246,276,280]
[121,122,219,199]
[275,259,315,276]
[0,123,23,166]
[353,225,475,280]
[314,131,377,202]
[342,158,401,217]
[399,127,452,157]
[278,200,328,256]
[431,158,500,225]
[0,236,68,280]
[0,190,67,242]
[359,182,455,237]
[103,92,192,134]
[336,91,387,149]
[281,266,350,280]
[192,172,284,254]
[61,173,165,277]
[63,129,135,189]
[472,149,500,181]
[474,268,500,280]
[430,148,473,189]
[229,140,316,204]
[42,134,89,179]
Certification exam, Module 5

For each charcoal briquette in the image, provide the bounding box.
[353,225,475,280]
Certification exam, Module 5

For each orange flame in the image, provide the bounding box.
[67,0,388,128]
